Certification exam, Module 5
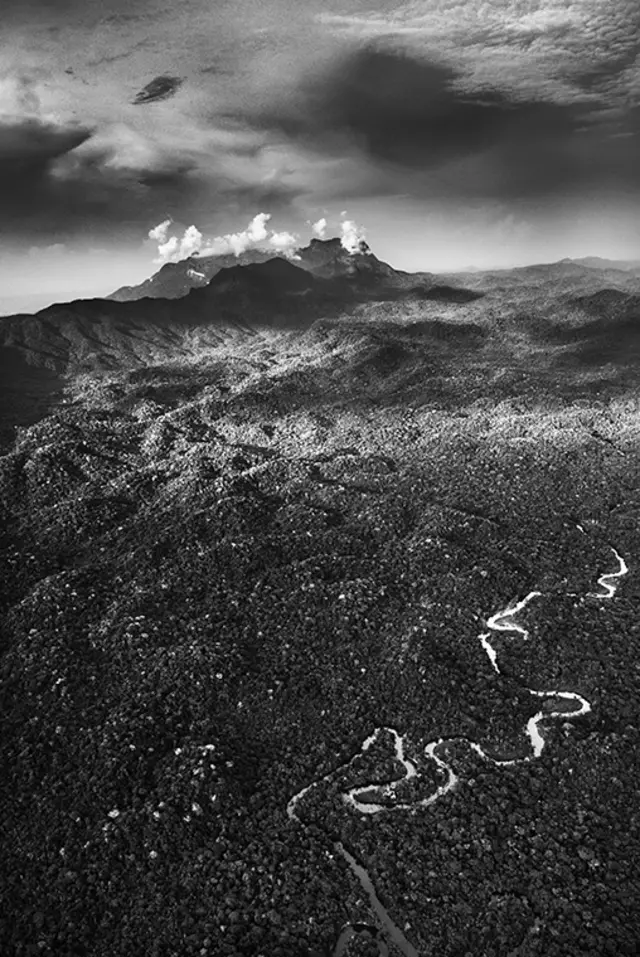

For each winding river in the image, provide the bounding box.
[287,547,628,956]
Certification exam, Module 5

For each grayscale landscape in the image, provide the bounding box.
[1,2,639,956]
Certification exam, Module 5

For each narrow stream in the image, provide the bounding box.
[335,844,415,957]
[287,547,628,956]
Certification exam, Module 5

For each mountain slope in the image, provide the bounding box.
[0,256,369,385]
[108,248,280,302]
[0,248,480,382]
[207,257,321,297]
[108,237,417,303]
[109,238,640,310]
[4,247,640,453]
[295,237,412,286]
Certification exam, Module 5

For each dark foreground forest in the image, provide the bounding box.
[1,252,640,956]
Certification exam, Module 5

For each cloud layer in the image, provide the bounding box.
[149,213,303,264]
[0,117,91,168]
[1,0,638,268]
[312,217,327,238]
[147,211,370,264]
[234,42,640,202]
[340,218,368,253]
[0,100,300,244]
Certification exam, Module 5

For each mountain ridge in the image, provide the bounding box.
[108,236,414,303]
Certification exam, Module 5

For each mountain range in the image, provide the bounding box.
[2,232,640,957]
[108,237,411,303]
[0,240,454,381]
[108,242,640,304]
[1,238,639,450]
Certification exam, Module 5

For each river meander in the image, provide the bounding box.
[287,547,628,956]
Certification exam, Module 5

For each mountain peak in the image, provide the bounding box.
[207,256,318,298]
[295,235,396,283]
[108,235,390,304]
[308,237,341,248]
[305,236,371,255]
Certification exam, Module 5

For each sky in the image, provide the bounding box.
[1,0,639,311]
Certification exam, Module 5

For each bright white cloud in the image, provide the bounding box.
[340,218,368,253]
[311,217,327,238]
[155,236,180,263]
[179,224,204,258]
[148,219,172,243]
[153,223,203,264]
[150,212,293,263]
[234,211,271,252]
[201,212,273,256]
[268,230,300,257]
[245,211,271,243]
[151,211,360,265]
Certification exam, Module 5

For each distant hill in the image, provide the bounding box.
[568,288,640,319]
[562,256,640,272]
[459,259,640,301]
[406,284,484,303]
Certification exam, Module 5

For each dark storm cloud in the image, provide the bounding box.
[132,76,183,106]
[0,147,192,242]
[233,44,640,201]
[0,117,92,167]
[0,113,188,239]
[230,47,570,160]
[0,116,300,242]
